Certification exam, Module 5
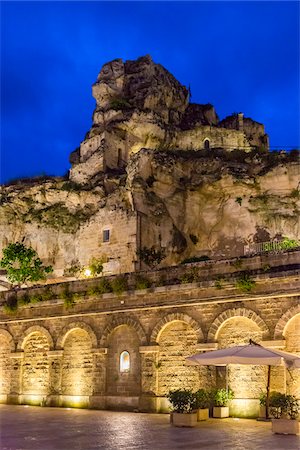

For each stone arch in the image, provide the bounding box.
[150,313,203,343]
[57,321,98,349]
[100,316,147,346]
[17,325,54,351]
[274,304,300,339]
[0,329,14,395]
[0,329,15,352]
[207,308,269,342]
[203,138,210,150]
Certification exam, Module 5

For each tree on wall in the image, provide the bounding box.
[0,242,53,287]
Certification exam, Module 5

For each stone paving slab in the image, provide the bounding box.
[0,405,299,450]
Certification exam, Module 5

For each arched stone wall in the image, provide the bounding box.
[18,325,54,351]
[216,316,267,398]
[208,308,269,342]
[57,321,98,349]
[61,328,94,396]
[274,305,300,339]
[100,316,147,347]
[150,313,203,343]
[106,324,141,397]
[283,312,300,398]
[22,331,51,395]
[0,330,14,396]
[155,319,208,395]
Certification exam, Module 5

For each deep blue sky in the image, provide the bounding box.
[1,1,299,184]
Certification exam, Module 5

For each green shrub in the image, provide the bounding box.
[231,258,243,269]
[213,388,234,407]
[3,296,18,314]
[135,275,151,290]
[235,273,256,292]
[214,278,224,290]
[18,293,30,306]
[97,278,113,294]
[195,389,211,409]
[180,268,198,284]
[62,289,76,309]
[0,242,53,287]
[168,389,197,413]
[138,246,165,268]
[111,276,128,295]
[109,97,131,111]
[88,257,104,277]
[269,392,299,419]
[30,294,43,304]
[64,262,82,278]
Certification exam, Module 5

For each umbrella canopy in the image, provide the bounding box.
[186,341,300,369]
[186,340,300,419]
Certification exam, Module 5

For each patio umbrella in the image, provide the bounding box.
[186,340,300,418]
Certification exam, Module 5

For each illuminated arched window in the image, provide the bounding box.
[120,351,130,373]
[204,139,210,150]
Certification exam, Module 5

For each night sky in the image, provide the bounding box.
[1,1,299,184]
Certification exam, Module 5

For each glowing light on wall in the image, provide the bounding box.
[84,269,92,277]
[120,351,130,373]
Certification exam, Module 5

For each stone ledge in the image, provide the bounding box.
[139,345,159,353]
[92,348,108,355]
[195,342,218,351]
[47,350,63,357]
[260,340,286,348]
[9,352,24,359]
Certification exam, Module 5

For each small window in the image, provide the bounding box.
[120,351,130,373]
[103,229,110,243]
[204,139,210,150]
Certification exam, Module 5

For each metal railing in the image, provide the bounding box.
[244,239,300,256]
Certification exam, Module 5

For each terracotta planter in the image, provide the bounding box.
[172,412,198,427]
[197,408,209,421]
[272,419,299,435]
[213,406,229,418]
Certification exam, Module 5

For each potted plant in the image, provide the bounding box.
[270,392,299,435]
[212,388,234,418]
[195,388,210,421]
[168,389,198,427]
[259,392,267,419]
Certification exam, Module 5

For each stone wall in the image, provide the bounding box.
[0,258,299,417]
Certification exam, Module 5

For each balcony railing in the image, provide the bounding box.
[244,239,300,256]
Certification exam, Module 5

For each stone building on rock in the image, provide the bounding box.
[0,55,299,417]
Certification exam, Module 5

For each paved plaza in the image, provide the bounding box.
[0,405,299,450]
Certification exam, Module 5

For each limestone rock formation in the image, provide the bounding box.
[0,55,299,280]
[69,55,268,185]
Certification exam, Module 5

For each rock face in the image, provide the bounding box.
[69,55,268,185]
[0,55,299,279]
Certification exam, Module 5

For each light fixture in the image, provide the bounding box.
[84,269,92,277]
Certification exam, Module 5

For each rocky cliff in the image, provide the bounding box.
[0,56,298,280]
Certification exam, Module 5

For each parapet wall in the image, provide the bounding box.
[0,251,299,417]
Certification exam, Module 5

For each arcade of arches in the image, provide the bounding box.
[0,290,299,417]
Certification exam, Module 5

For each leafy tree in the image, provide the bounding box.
[0,242,53,287]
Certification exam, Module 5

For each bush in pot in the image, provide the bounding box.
[168,389,198,427]
[195,389,210,421]
[259,391,267,418]
[212,388,234,418]
[270,392,299,435]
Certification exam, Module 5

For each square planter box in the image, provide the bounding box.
[172,412,198,427]
[272,419,299,435]
[259,406,266,419]
[197,408,209,421]
[213,406,229,418]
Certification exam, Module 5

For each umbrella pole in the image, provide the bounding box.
[266,365,271,419]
